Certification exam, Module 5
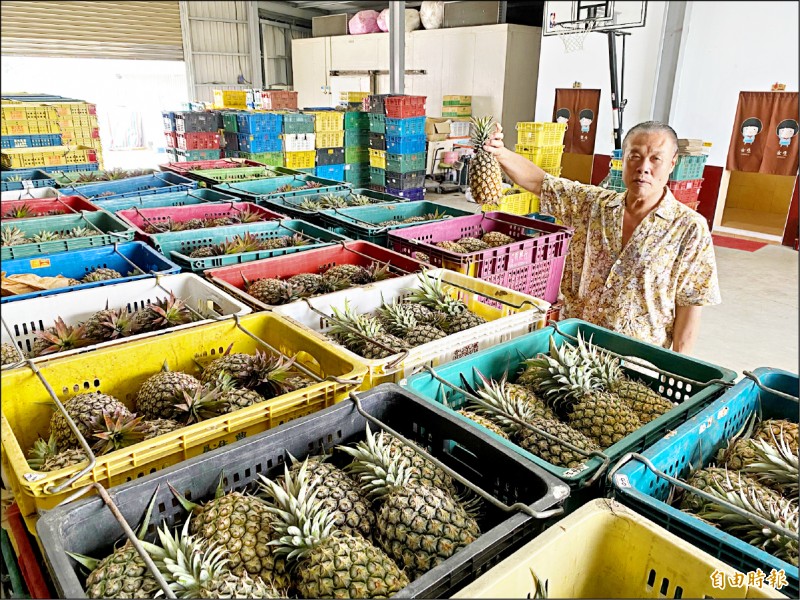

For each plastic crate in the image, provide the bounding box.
[1,520,29,598]
[90,188,237,212]
[369,148,386,168]
[388,212,574,304]
[343,111,369,130]
[343,162,369,185]
[668,178,703,205]
[37,382,567,599]
[344,146,369,164]
[1,119,61,136]
[213,173,349,202]
[612,148,623,159]
[517,146,564,173]
[34,162,99,174]
[367,112,386,133]
[315,130,345,148]
[344,129,368,147]
[315,164,345,181]
[260,187,403,221]
[385,169,425,190]
[284,150,316,170]
[177,132,220,151]
[1,133,62,149]
[213,89,247,109]
[604,173,627,192]
[454,499,784,599]
[480,187,535,215]
[164,131,178,148]
[364,94,389,114]
[275,268,549,389]
[370,166,386,187]
[282,132,315,152]
[207,240,429,310]
[368,132,386,150]
[1,103,57,121]
[221,131,239,152]
[610,158,622,170]
[384,116,427,136]
[282,113,315,134]
[319,200,472,247]
[60,172,197,201]
[404,319,737,501]
[151,219,349,272]
[236,150,284,167]
[236,134,282,154]
[515,122,567,146]
[3,312,365,537]
[386,186,424,200]
[235,112,282,134]
[386,151,426,173]
[0,241,180,304]
[670,154,708,181]
[1,186,60,202]
[315,147,345,167]
[611,367,799,598]
[449,120,471,138]
[116,201,283,242]
[220,111,240,132]
[304,110,344,132]
[384,95,426,118]
[260,90,298,110]
[1,145,97,169]
[0,168,57,192]
[339,91,370,103]
[0,195,97,218]
[159,158,262,174]
[5,503,51,599]
[386,134,426,154]
[0,211,135,260]
[188,165,298,186]
[175,148,222,161]
[174,112,220,134]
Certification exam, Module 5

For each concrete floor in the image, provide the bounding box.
[426,190,799,378]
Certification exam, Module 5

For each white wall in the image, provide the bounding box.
[670,1,800,166]
[534,1,668,155]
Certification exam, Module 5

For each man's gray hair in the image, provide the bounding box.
[622,121,679,154]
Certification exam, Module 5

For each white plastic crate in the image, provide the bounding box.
[449,120,471,138]
[283,133,316,152]
[1,273,252,366]
[1,187,62,201]
[272,268,549,388]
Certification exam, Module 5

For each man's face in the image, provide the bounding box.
[622,131,678,199]
[742,125,759,137]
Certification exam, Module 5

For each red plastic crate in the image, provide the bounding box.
[1,195,98,219]
[388,212,574,305]
[164,131,177,148]
[177,131,221,151]
[205,240,431,310]
[667,178,703,206]
[160,158,264,174]
[116,201,284,243]
[262,91,298,110]
[6,503,52,599]
[384,95,427,118]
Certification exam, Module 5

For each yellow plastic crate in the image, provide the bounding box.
[213,89,248,109]
[0,313,367,536]
[517,145,564,173]
[1,145,98,169]
[454,499,785,599]
[611,158,622,170]
[480,187,534,215]
[1,104,57,121]
[284,150,316,169]
[516,122,567,146]
[305,111,344,132]
[0,119,61,136]
[369,148,386,169]
[340,91,370,103]
[56,115,97,130]
[315,130,345,148]
[46,102,96,117]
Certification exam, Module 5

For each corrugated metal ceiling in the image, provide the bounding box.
[284,1,423,14]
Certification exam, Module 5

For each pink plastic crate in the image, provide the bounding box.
[0,195,98,219]
[387,212,574,304]
[116,201,284,243]
[160,158,264,174]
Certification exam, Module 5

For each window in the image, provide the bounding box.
[261,20,311,89]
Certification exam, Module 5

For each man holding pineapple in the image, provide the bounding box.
[483,121,721,354]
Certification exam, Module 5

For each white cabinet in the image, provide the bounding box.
[292,37,331,108]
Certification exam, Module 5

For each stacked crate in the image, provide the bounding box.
[306,110,345,181]
[282,113,316,173]
[514,122,566,179]
[167,111,223,162]
[233,113,283,166]
[342,108,370,187]
[442,95,472,118]
[366,94,427,199]
[604,148,626,192]
[667,139,708,211]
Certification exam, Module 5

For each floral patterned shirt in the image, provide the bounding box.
[540,175,721,348]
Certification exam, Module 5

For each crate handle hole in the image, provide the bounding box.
[647,569,656,589]
[674,586,683,598]
[660,577,671,596]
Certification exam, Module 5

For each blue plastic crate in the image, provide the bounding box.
[315,164,345,182]
[236,134,282,154]
[384,116,426,137]
[1,134,63,149]
[92,188,238,212]
[611,367,799,598]
[0,169,57,192]
[526,212,557,223]
[29,163,100,174]
[385,186,424,200]
[385,134,426,154]
[59,172,198,201]
[214,174,350,202]
[0,242,180,304]
[612,148,623,159]
[235,112,282,134]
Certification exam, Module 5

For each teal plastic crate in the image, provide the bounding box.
[611,367,799,598]
[344,129,369,147]
[282,113,315,134]
[150,219,349,272]
[343,111,369,130]
[403,319,737,505]
[91,188,237,212]
[368,113,386,133]
[318,201,472,247]
[262,187,403,222]
[670,154,708,181]
[386,151,426,173]
[344,146,369,164]
[369,166,386,187]
[344,163,369,185]
[213,174,349,202]
[0,211,135,260]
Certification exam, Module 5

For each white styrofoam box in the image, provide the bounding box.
[1,273,252,367]
[283,133,316,152]
[1,187,61,201]
[272,268,549,388]
[449,120,471,138]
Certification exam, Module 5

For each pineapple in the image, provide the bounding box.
[30,317,90,357]
[340,425,480,579]
[457,409,510,439]
[720,434,798,496]
[259,460,408,598]
[181,218,205,231]
[50,392,131,449]
[481,231,516,248]
[457,237,490,252]
[3,203,34,219]
[287,272,324,295]
[328,300,409,360]
[468,116,504,205]
[131,292,195,333]
[232,208,263,224]
[245,277,303,306]
[754,419,799,455]
[27,433,59,471]
[378,220,401,227]
[299,198,321,212]
[88,410,148,455]
[189,245,216,258]
[377,300,446,347]
[212,373,267,413]
[84,307,136,342]
[1,342,23,366]
[172,383,226,425]
[199,346,299,399]
[347,194,373,206]
[205,217,234,228]
[41,448,89,472]
[406,271,487,334]
[68,226,96,238]
[82,267,123,283]
[141,418,183,440]
[1,226,27,246]
[31,230,61,243]
[435,240,467,253]
[323,263,367,284]
[135,362,201,420]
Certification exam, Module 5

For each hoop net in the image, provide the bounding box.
[556,19,596,53]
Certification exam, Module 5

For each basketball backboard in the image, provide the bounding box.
[543,1,647,35]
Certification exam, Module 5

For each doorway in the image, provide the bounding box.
[719,171,796,238]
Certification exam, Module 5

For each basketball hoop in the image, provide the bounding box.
[555,18,597,53]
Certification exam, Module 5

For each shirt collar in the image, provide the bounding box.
[608,186,679,221]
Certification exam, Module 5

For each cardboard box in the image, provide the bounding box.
[442,106,472,117]
[443,1,502,28]
[425,117,451,141]
[312,14,351,37]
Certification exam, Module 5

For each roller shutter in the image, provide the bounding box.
[1,1,183,61]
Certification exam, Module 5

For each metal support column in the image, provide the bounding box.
[248,1,264,89]
[389,1,405,94]
[607,31,628,150]
[178,1,196,101]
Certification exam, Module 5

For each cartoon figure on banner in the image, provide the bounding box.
[556,107,571,130]
[776,119,799,147]
[740,117,763,145]
[578,108,594,142]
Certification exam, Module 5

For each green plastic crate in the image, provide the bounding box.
[230,151,285,167]
[369,166,386,187]
[368,113,386,133]
[344,146,369,164]
[0,211,135,260]
[189,166,299,185]
[343,111,369,130]
[344,130,369,147]
[386,151,426,173]
[282,113,315,134]
[221,111,241,133]
[261,187,403,222]
[344,163,369,185]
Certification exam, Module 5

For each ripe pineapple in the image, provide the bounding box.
[82,267,123,283]
[1,342,23,366]
[377,300,446,347]
[41,448,89,472]
[189,245,216,258]
[50,392,131,449]
[287,273,324,295]
[406,271,487,334]
[199,345,299,399]
[481,231,516,248]
[468,116,504,205]
[457,237,490,252]
[328,300,409,360]
[88,410,148,455]
[259,461,408,598]
[135,362,201,420]
[435,240,468,253]
[141,418,183,440]
[457,409,510,439]
[720,434,798,496]
[1,226,27,246]
[341,425,480,579]
[131,292,195,333]
[245,277,304,306]
[84,307,136,342]
[212,373,267,413]
[754,419,799,455]
[30,317,90,357]
[323,263,368,285]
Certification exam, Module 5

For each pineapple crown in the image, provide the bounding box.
[147,292,194,328]
[4,203,34,219]
[574,332,623,387]
[232,207,263,224]
[521,336,602,402]
[409,271,467,316]
[245,350,298,397]
[377,299,419,336]
[468,370,533,434]
[88,409,148,455]
[27,433,59,470]
[97,307,136,339]
[34,317,89,355]
[174,383,225,424]
[328,299,384,342]
[470,115,497,147]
